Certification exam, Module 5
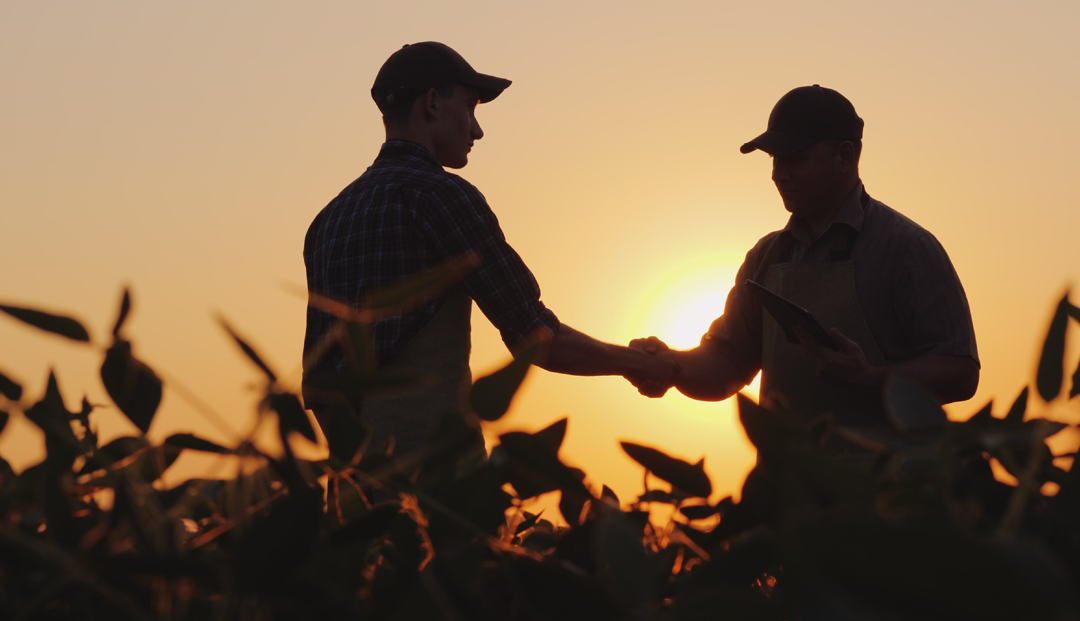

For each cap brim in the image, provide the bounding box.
[462,72,512,103]
[740,129,819,156]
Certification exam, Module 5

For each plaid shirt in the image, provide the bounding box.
[303,139,560,373]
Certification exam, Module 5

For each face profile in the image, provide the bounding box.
[429,84,484,169]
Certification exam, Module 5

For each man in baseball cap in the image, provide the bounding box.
[630,85,980,439]
[303,42,677,463]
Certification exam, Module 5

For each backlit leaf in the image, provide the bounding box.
[0,368,22,402]
[680,504,722,520]
[533,417,567,452]
[1004,387,1029,424]
[1070,355,1080,399]
[365,252,480,321]
[0,303,90,342]
[966,400,994,425]
[266,392,317,444]
[112,288,131,338]
[886,377,947,431]
[164,433,232,454]
[637,489,675,504]
[620,441,712,498]
[601,484,620,507]
[515,510,542,534]
[101,340,162,434]
[470,337,544,422]
[1036,294,1070,402]
[498,431,590,499]
[218,317,277,383]
[25,372,81,469]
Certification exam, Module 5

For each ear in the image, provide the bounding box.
[836,141,857,174]
[417,87,441,121]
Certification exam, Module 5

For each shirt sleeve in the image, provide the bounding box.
[421,175,560,348]
[700,245,767,386]
[891,232,980,364]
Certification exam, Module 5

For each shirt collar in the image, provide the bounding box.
[782,180,866,243]
[377,139,442,168]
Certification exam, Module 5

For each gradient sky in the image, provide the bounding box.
[2,0,1078,505]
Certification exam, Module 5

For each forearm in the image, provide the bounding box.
[671,347,751,402]
[537,324,649,377]
[871,353,980,404]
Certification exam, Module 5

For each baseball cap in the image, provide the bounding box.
[371,42,512,113]
[740,85,863,156]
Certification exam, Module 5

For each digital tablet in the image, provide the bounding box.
[744,279,840,351]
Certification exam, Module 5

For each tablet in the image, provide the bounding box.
[745,279,840,351]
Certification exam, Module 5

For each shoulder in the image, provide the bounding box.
[862,197,959,275]
[863,197,935,245]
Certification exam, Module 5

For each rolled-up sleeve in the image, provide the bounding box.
[701,245,768,385]
[422,176,560,348]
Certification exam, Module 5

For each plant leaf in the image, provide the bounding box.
[1036,294,1070,402]
[24,372,81,470]
[0,368,22,402]
[497,431,590,499]
[515,510,542,534]
[326,404,368,463]
[112,288,131,338]
[0,304,90,342]
[594,508,655,607]
[470,336,545,422]
[966,400,994,425]
[1071,353,1080,399]
[266,392,317,444]
[620,441,712,498]
[886,377,947,431]
[218,318,277,383]
[533,418,567,453]
[680,504,722,520]
[164,433,232,454]
[365,252,480,321]
[601,484,620,507]
[638,489,675,504]
[1004,387,1029,424]
[101,340,163,434]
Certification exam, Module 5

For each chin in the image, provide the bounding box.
[443,156,468,169]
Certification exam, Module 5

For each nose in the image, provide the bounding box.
[771,157,789,183]
[472,117,484,141]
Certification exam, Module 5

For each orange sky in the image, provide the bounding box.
[2,0,1079,505]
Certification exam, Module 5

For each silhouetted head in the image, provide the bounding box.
[742,86,863,226]
[372,42,511,169]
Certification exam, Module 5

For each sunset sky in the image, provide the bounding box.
[2,0,1078,505]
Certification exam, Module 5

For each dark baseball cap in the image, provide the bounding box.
[740,85,863,156]
[371,42,512,113]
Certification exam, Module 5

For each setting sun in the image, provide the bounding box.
[626,255,761,420]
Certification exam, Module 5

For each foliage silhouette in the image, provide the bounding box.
[0,271,1078,619]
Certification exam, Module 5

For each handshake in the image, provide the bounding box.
[625,336,680,398]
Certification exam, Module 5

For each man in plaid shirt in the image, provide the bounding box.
[303,42,677,457]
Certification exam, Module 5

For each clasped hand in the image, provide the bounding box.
[626,336,678,397]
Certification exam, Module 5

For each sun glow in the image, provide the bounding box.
[626,256,761,420]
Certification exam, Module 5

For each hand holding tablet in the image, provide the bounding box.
[745,280,841,351]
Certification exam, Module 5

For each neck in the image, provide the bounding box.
[804,176,860,239]
[386,126,437,159]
